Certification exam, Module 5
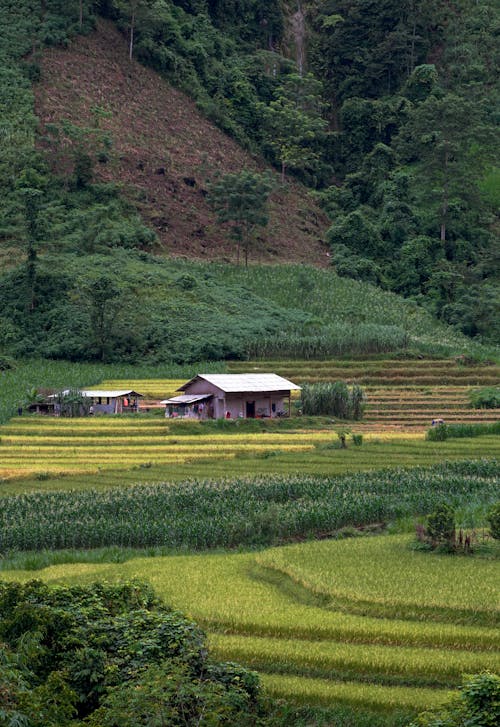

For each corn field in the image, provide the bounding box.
[1,460,497,552]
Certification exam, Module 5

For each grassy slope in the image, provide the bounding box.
[33,19,329,266]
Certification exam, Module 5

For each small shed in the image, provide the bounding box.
[163,374,301,419]
[50,389,143,415]
[80,389,143,414]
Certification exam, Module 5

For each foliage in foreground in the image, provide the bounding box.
[409,672,500,727]
[0,579,262,726]
[0,460,497,552]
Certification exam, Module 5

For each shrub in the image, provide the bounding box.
[426,423,448,441]
[487,502,500,540]
[410,672,500,726]
[352,433,363,446]
[0,580,261,725]
[469,386,500,409]
[426,503,455,547]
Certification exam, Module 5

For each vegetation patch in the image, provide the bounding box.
[0,460,497,552]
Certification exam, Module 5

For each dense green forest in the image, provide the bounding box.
[0,0,498,364]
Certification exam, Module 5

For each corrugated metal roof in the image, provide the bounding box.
[179,374,301,393]
[80,390,143,398]
[160,394,212,405]
[49,389,143,398]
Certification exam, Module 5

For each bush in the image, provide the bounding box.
[426,503,455,547]
[409,672,500,726]
[487,502,500,540]
[0,580,261,725]
[469,386,500,409]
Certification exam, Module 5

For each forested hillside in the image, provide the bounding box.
[0,0,498,364]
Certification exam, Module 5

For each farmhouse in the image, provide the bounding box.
[162,374,301,419]
[48,389,143,415]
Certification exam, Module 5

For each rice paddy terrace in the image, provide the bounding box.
[102,357,500,431]
[0,357,498,485]
[4,533,499,718]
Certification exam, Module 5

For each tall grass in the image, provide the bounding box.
[301,382,366,419]
[426,421,500,441]
[247,325,409,359]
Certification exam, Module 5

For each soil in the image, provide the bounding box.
[34,19,331,266]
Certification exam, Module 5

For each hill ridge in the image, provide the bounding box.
[35,19,330,266]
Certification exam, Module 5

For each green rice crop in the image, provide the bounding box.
[2,536,497,716]
[0,460,497,552]
[209,632,500,687]
[256,535,500,626]
[3,551,498,651]
[259,673,452,712]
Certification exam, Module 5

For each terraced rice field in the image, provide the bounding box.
[228,360,500,431]
[1,414,500,485]
[4,535,499,715]
[228,358,500,386]
[103,359,500,430]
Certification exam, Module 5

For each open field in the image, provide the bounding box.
[0,410,499,490]
[1,460,497,550]
[0,359,498,719]
[2,358,497,487]
[2,534,498,715]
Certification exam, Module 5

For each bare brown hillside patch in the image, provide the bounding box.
[34,20,330,265]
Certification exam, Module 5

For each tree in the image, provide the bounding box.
[396,92,497,243]
[116,0,152,60]
[260,73,328,182]
[75,273,126,361]
[14,168,48,312]
[208,170,273,265]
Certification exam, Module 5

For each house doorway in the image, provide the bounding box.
[246,401,255,418]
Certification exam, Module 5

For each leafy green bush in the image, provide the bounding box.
[409,672,500,726]
[469,386,500,409]
[487,502,500,540]
[426,503,455,547]
[0,580,261,726]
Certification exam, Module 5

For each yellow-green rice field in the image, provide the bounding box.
[2,535,498,714]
